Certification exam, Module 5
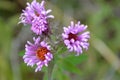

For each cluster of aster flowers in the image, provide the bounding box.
[19,0,54,35]
[19,0,90,72]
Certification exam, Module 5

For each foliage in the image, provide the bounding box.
[0,0,120,80]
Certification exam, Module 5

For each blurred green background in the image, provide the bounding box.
[0,0,120,80]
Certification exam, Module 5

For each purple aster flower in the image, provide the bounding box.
[62,21,90,56]
[19,0,54,35]
[23,37,53,72]
[31,17,48,35]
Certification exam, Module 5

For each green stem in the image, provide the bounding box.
[48,60,54,80]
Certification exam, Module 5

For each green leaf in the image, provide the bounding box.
[56,44,67,55]
[52,65,70,80]
[57,58,81,75]
[41,66,47,72]
[19,50,25,57]
[64,54,88,65]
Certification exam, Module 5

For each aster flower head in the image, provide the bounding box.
[19,0,54,35]
[23,37,53,72]
[62,21,90,56]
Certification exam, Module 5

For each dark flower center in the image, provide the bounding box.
[36,13,40,17]
[35,11,40,17]
[30,12,39,21]
[68,33,78,41]
[36,47,48,61]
